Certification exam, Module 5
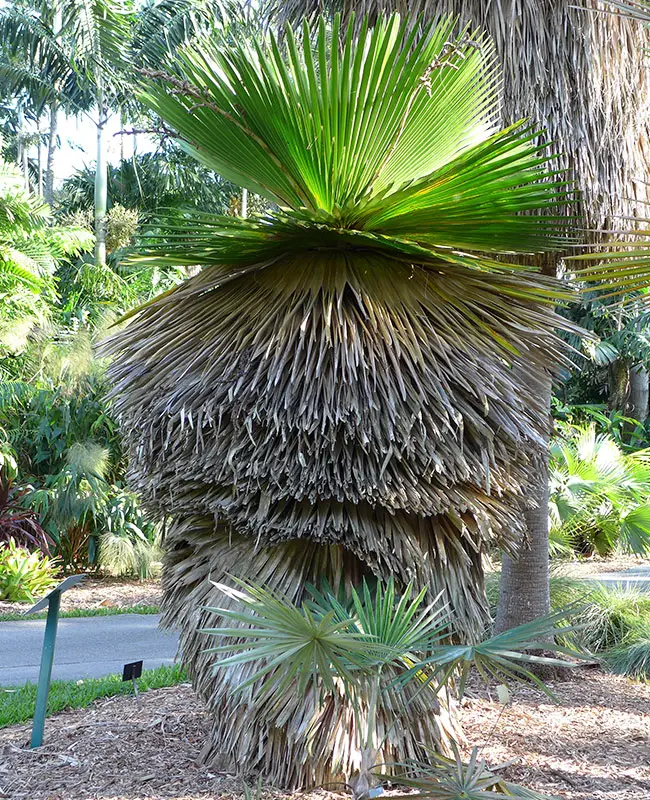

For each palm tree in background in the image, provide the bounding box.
[105,15,579,784]
[0,0,228,266]
[271,0,650,632]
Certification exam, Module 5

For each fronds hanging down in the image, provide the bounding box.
[106,15,576,786]
[162,518,459,787]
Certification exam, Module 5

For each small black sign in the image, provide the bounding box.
[122,660,143,682]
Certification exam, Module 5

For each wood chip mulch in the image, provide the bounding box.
[0,577,161,616]
[0,671,649,800]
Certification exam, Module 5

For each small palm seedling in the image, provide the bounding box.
[203,578,573,798]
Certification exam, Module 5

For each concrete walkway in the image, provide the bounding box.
[0,614,179,686]
[589,565,650,591]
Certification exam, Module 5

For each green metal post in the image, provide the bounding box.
[30,590,61,748]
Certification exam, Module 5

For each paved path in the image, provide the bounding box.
[589,565,650,591]
[0,614,180,686]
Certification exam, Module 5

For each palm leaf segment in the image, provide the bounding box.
[107,14,574,637]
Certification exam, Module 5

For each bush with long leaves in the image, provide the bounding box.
[548,423,650,557]
[204,578,572,798]
[104,13,586,785]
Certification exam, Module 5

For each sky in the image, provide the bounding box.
[22,111,156,186]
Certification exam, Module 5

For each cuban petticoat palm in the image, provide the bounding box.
[105,15,574,786]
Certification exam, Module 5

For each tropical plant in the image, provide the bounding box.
[57,149,240,217]
[550,399,650,451]
[0,157,92,339]
[103,14,585,783]
[0,538,58,601]
[607,619,650,679]
[99,489,162,578]
[548,423,650,557]
[203,578,572,797]
[0,468,51,552]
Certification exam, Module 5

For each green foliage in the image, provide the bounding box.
[548,423,650,557]
[57,149,239,217]
[398,744,555,799]
[0,316,159,575]
[551,399,650,451]
[23,440,159,573]
[204,578,575,798]
[105,204,139,254]
[132,14,573,283]
[0,158,93,335]
[0,539,58,601]
[0,663,187,727]
[607,619,650,678]
[0,604,159,621]
[487,572,650,679]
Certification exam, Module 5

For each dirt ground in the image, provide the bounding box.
[1,669,648,800]
[0,576,161,616]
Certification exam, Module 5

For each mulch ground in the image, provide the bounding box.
[1,669,648,800]
[0,576,161,616]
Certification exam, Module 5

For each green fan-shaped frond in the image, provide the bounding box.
[137,14,570,255]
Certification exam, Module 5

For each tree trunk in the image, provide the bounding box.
[37,117,43,197]
[44,103,58,205]
[609,358,630,413]
[494,448,551,633]
[627,364,648,422]
[95,91,108,269]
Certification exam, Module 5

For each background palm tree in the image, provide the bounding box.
[105,16,578,785]
[0,0,228,265]
[272,0,650,632]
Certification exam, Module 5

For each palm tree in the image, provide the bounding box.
[272,0,650,633]
[0,0,135,265]
[105,15,577,784]
[0,0,227,266]
[0,157,92,334]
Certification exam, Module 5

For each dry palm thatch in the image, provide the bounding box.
[104,15,578,786]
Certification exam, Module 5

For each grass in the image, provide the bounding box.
[0,604,160,622]
[487,570,650,678]
[0,663,187,728]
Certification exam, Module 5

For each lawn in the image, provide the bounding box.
[0,664,186,728]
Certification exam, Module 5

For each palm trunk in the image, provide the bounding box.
[627,364,648,422]
[37,116,43,197]
[609,358,630,413]
[494,450,551,633]
[22,143,29,193]
[494,374,551,634]
[44,103,58,205]
[95,87,108,269]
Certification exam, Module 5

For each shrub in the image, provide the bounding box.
[549,423,650,557]
[0,540,59,602]
[607,620,650,678]
[0,469,51,552]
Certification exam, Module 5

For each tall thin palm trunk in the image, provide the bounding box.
[36,115,43,197]
[94,84,108,269]
[44,103,58,205]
